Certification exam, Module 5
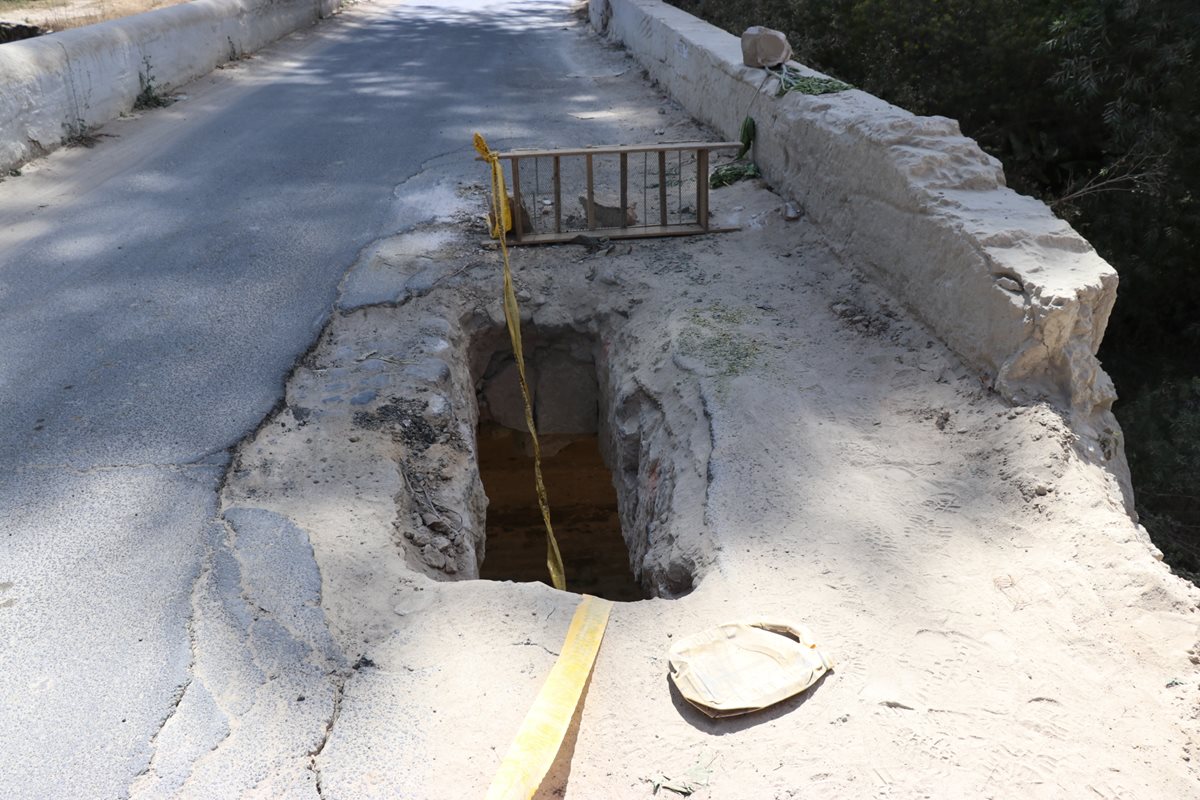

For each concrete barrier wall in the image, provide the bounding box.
[590,0,1122,442]
[0,0,339,172]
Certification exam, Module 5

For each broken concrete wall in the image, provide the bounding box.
[0,0,341,172]
[589,0,1129,501]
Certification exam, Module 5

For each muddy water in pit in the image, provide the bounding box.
[476,421,647,601]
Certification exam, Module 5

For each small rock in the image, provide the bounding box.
[404,358,451,385]
[783,202,803,221]
[741,26,792,68]
[426,394,449,417]
[421,544,446,569]
[598,265,621,286]
[579,194,638,227]
[995,276,1023,294]
[422,337,451,354]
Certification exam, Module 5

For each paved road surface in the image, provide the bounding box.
[0,2,644,795]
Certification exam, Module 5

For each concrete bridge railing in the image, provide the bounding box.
[0,0,340,173]
[590,0,1125,471]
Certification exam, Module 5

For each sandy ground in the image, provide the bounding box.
[70,4,1196,799]
[211,190,1200,798]
[197,54,1200,800]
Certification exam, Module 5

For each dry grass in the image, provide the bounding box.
[0,0,192,32]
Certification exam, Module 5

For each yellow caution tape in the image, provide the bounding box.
[473,133,566,592]
[486,595,614,799]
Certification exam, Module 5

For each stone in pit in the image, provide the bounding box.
[482,359,530,432]
[534,351,598,435]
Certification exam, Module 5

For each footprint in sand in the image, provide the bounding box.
[923,492,963,515]
[993,575,1030,610]
[904,512,952,543]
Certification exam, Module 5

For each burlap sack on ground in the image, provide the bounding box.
[668,620,833,718]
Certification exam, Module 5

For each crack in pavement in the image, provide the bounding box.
[308,670,349,800]
[128,521,222,799]
[126,509,345,798]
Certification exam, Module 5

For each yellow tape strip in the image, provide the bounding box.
[473,132,566,592]
[486,595,614,800]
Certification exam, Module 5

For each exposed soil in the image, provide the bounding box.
[0,0,189,33]
[216,169,1200,796]
[477,422,646,602]
[123,4,1200,797]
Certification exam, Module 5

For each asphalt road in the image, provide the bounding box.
[0,1,644,795]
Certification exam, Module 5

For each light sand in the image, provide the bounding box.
[139,10,1200,797]
[210,182,1200,798]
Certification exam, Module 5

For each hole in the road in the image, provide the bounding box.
[472,326,651,602]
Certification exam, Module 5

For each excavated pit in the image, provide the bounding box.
[476,424,646,601]
[223,273,710,635]
[471,325,651,601]
[463,323,681,599]
[358,303,706,601]
[385,306,707,599]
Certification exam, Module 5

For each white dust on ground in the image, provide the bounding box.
[218,22,1200,800]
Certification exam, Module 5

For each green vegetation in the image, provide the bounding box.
[679,304,763,377]
[674,0,1200,570]
[770,65,852,97]
[134,56,172,110]
[710,161,760,188]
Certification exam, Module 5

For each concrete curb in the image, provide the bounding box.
[0,0,340,172]
[589,0,1120,435]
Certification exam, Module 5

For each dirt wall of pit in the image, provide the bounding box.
[0,0,340,171]
[590,1,1123,453]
